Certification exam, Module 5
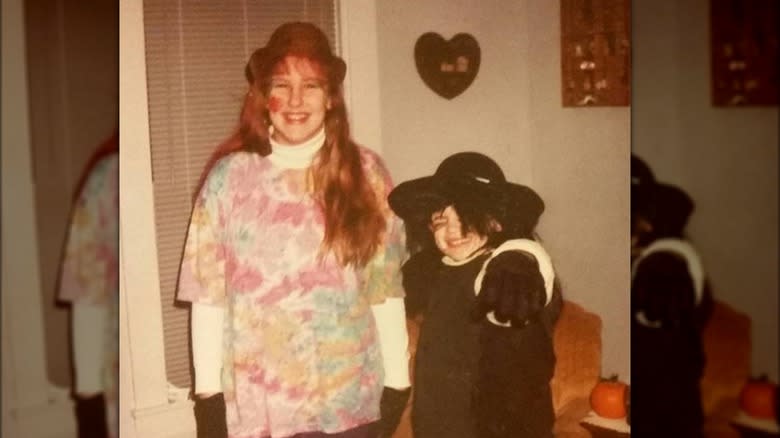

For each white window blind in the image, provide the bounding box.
[142,0,338,389]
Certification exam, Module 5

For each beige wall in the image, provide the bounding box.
[376,1,631,380]
[634,0,779,380]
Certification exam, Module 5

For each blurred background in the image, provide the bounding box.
[634,0,777,381]
[632,1,777,435]
[2,0,117,436]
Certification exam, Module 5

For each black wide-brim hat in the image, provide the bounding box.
[648,182,694,236]
[388,151,544,229]
[245,22,347,86]
[631,154,656,217]
[630,154,694,235]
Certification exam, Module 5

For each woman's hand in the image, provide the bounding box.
[193,392,228,438]
[73,392,108,438]
[477,251,546,326]
[378,386,412,438]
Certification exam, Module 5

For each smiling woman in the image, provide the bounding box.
[139,2,343,396]
[121,2,391,437]
[266,57,332,146]
[176,21,411,438]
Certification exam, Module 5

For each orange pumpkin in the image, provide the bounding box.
[590,374,628,419]
[739,375,777,420]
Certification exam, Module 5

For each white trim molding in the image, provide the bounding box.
[132,401,197,438]
[120,0,184,436]
[6,387,76,438]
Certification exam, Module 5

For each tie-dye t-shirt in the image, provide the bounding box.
[177,147,406,438]
[58,152,119,438]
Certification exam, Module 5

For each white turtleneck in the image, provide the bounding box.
[191,126,411,393]
[72,302,107,394]
[266,127,326,169]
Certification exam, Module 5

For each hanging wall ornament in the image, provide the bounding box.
[414,32,481,99]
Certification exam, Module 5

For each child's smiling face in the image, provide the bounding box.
[429,206,488,262]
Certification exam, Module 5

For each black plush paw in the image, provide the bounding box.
[632,252,697,329]
[477,251,546,326]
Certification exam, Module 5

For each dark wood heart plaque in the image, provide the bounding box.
[414,32,481,99]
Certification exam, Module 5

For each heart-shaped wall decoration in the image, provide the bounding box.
[414,32,480,99]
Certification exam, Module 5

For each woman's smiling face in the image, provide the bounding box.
[429,205,488,262]
[267,56,331,146]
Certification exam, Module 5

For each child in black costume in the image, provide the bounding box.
[630,155,713,437]
[388,152,562,438]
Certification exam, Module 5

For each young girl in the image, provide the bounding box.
[630,155,713,437]
[177,22,410,438]
[388,152,562,438]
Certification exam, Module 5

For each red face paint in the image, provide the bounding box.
[267,96,282,113]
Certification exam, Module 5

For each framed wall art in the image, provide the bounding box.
[710,0,778,106]
[560,0,631,107]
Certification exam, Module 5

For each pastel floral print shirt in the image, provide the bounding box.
[58,152,119,438]
[178,148,406,438]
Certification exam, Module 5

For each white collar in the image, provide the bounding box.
[267,127,325,169]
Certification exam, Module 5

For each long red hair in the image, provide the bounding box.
[195,50,385,268]
[73,129,119,201]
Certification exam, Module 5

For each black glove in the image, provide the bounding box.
[193,393,228,438]
[378,386,411,438]
[477,251,546,326]
[74,393,108,438]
